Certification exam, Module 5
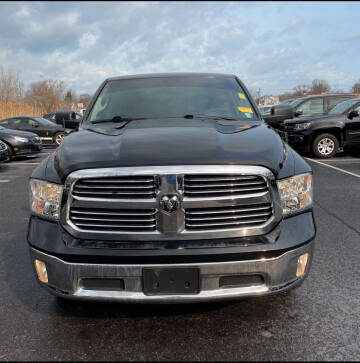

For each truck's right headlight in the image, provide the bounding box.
[277,173,313,217]
[30,179,63,220]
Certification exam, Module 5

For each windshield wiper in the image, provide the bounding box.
[90,116,147,124]
[183,114,242,121]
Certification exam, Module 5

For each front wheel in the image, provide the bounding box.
[54,132,65,146]
[312,133,339,159]
[4,142,14,161]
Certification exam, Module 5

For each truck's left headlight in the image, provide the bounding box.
[30,179,63,220]
[277,173,312,217]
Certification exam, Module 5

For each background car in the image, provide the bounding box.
[0,140,10,162]
[0,125,42,159]
[0,116,72,146]
[283,98,360,158]
[278,93,357,118]
[44,111,82,123]
[43,113,56,121]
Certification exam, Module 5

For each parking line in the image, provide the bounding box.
[315,158,360,163]
[306,158,360,179]
[0,180,9,183]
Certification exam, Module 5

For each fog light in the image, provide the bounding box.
[34,259,48,283]
[296,253,309,277]
[14,147,19,151]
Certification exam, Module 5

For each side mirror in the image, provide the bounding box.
[294,110,303,117]
[32,122,39,128]
[263,105,294,128]
[348,110,359,120]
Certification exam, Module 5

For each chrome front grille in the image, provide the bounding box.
[184,174,268,197]
[62,165,281,241]
[72,176,156,199]
[185,203,273,231]
[69,207,156,232]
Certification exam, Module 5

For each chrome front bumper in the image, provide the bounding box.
[30,240,314,303]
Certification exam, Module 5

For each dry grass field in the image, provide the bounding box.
[0,101,46,119]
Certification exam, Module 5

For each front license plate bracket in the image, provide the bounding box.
[143,268,200,295]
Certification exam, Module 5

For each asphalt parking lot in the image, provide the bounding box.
[0,148,359,361]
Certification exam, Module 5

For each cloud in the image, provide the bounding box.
[0,2,359,95]
[79,32,99,48]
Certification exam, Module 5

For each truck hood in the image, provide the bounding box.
[55,118,286,179]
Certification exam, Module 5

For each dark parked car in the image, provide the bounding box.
[43,113,56,121]
[0,116,72,146]
[282,98,360,158]
[44,111,82,123]
[28,73,315,303]
[0,140,10,162]
[0,125,42,159]
[279,93,357,118]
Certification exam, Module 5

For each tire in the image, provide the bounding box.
[54,132,65,146]
[4,142,14,161]
[312,133,339,159]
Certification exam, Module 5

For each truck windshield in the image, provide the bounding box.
[328,99,359,115]
[87,76,259,123]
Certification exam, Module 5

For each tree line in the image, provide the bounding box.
[0,66,91,114]
[252,78,360,104]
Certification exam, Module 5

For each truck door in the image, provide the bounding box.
[344,104,360,144]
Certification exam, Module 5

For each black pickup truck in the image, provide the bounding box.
[272,98,360,158]
[28,73,315,303]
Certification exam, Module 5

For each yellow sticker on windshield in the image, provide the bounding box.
[238,106,253,113]
[238,93,246,100]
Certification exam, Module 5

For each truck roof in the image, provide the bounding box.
[106,72,237,82]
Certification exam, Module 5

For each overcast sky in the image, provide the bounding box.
[1,1,359,96]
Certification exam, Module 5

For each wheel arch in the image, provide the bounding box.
[310,127,343,147]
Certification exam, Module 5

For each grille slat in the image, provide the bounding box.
[186,211,272,222]
[75,184,154,190]
[71,209,155,216]
[83,178,154,184]
[185,186,267,195]
[186,205,271,215]
[71,216,156,222]
[185,176,259,182]
[186,218,269,228]
[75,223,157,229]
[73,190,155,195]
[186,181,265,188]
[72,176,156,199]
[184,174,268,198]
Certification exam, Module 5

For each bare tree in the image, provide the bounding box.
[351,80,360,94]
[0,65,24,102]
[292,84,309,97]
[79,93,92,108]
[248,88,263,104]
[309,79,330,94]
[25,80,66,113]
[64,89,77,109]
